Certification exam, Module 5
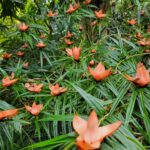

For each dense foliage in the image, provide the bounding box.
[0,0,150,150]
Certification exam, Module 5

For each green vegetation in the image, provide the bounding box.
[0,0,150,149]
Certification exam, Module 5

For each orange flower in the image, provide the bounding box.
[147,28,150,33]
[23,62,29,68]
[90,49,96,53]
[2,53,12,59]
[128,19,136,25]
[25,83,44,93]
[146,39,150,46]
[25,102,43,116]
[144,49,150,53]
[124,62,150,87]
[65,31,74,38]
[16,51,24,57]
[88,63,112,81]
[66,47,81,61]
[39,34,46,39]
[47,10,57,17]
[79,25,84,31]
[135,32,143,39]
[73,110,122,150]
[22,43,29,48]
[140,10,145,16]
[90,20,97,26]
[137,40,146,46]
[49,83,67,96]
[2,73,18,87]
[83,0,92,5]
[89,60,94,66]
[0,109,18,120]
[18,22,29,32]
[66,2,80,14]
[65,39,74,45]
[137,39,150,46]
[36,42,46,49]
[95,10,106,19]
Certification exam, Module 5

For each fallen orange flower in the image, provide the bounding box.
[95,10,106,19]
[66,47,81,61]
[36,42,46,49]
[124,62,150,87]
[128,19,136,25]
[2,73,18,87]
[25,83,44,93]
[0,109,18,120]
[47,10,57,17]
[16,51,24,57]
[49,83,67,96]
[18,22,29,32]
[65,39,74,45]
[73,110,122,150]
[2,53,12,59]
[88,63,112,81]
[65,31,73,38]
[66,2,80,14]
[25,102,43,116]
[83,0,92,5]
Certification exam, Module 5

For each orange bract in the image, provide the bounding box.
[137,39,150,46]
[22,43,29,48]
[2,73,18,87]
[65,39,74,45]
[25,83,44,93]
[90,20,97,26]
[18,22,29,32]
[66,47,81,61]
[140,10,145,16]
[47,11,57,17]
[2,53,12,59]
[95,10,106,19]
[124,62,150,87]
[36,42,46,49]
[83,0,92,5]
[49,83,67,96]
[88,63,112,81]
[66,2,80,14]
[16,51,24,57]
[79,25,84,31]
[90,49,96,53]
[25,102,43,116]
[135,33,143,39]
[23,62,29,68]
[0,109,18,120]
[39,34,46,39]
[65,31,73,38]
[89,60,94,66]
[73,110,122,150]
[128,19,136,25]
